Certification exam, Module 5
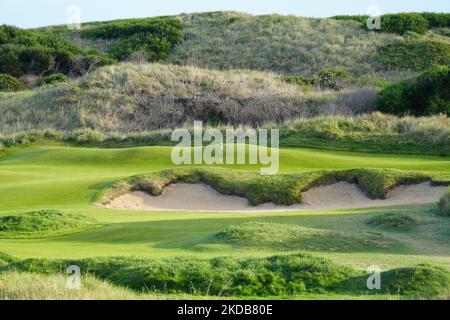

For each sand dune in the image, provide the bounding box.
[103,182,448,212]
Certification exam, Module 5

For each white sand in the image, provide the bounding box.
[103,182,448,212]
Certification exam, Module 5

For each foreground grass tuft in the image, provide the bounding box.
[0,272,145,300]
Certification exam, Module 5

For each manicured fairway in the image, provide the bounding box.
[0,145,449,272]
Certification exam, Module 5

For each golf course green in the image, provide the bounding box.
[0,144,449,299]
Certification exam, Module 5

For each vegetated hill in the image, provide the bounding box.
[0,62,379,133]
[168,12,405,77]
[55,11,405,77]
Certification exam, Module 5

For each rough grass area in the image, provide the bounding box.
[1,113,448,157]
[2,252,448,298]
[102,167,450,206]
[367,213,417,228]
[438,189,450,216]
[215,222,399,252]
[0,210,100,238]
[0,272,145,300]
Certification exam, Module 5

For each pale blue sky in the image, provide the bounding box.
[1,0,449,28]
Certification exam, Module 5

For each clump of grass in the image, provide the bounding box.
[216,221,399,252]
[438,189,450,216]
[0,210,100,238]
[367,213,417,228]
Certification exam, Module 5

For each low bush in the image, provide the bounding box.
[0,25,113,78]
[0,74,24,92]
[37,73,68,87]
[380,13,429,35]
[377,65,450,116]
[377,40,450,71]
[81,17,183,61]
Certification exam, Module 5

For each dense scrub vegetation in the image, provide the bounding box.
[0,210,99,238]
[0,25,113,80]
[0,63,382,133]
[377,65,450,116]
[80,17,183,61]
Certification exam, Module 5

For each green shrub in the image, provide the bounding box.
[377,40,450,71]
[419,12,450,28]
[438,189,450,216]
[0,74,24,92]
[331,15,369,24]
[377,65,450,116]
[81,17,183,61]
[380,13,429,35]
[0,25,113,78]
[37,73,67,86]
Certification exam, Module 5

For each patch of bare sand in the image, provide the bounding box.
[103,182,448,212]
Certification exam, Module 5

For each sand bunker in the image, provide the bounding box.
[104,182,448,212]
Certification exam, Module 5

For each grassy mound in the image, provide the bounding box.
[0,210,99,238]
[438,189,450,216]
[380,264,450,298]
[0,272,144,300]
[102,167,450,206]
[215,222,399,252]
[367,213,417,228]
[2,253,360,296]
